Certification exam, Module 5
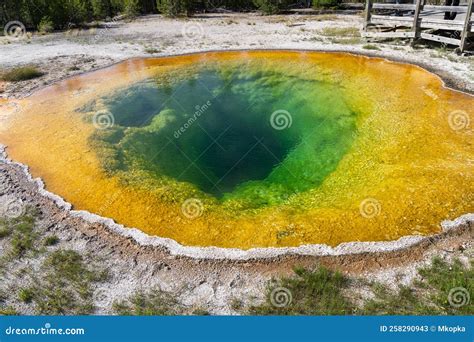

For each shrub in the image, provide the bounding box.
[1,67,44,82]
[44,235,60,246]
[157,0,194,17]
[124,0,141,17]
[38,16,54,33]
[252,0,291,14]
[313,0,342,9]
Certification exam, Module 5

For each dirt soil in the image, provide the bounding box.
[0,13,472,314]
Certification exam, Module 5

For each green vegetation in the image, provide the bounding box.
[43,235,60,246]
[362,44,381,51]
[249,266,354,315]
[319,26,360,37]
[0,225,11,239]
[0,307,18,315]
[252,0,292,14]
[38,16,54,33]
[113,289,180,315]
[157,0,194,16]
[192,308,211,315]
[28,250,108,314]
[0,67,44,82]
[364,257,473,315]
[144,46,161,54]
[18,288,35,303]
[313,0,342,9]
[6,212,38,258]
[249,258,473,315]
[1,0,258,30]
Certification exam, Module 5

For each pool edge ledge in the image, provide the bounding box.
[1,144,472,261]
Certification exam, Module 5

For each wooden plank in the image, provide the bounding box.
[420,32,461,45]
[422,18,465,26]
[364,0,373,31]
[460,0,473,51]
[423,5,468,12]
[372,3,416,10]
[363,31,416,38]
[412,0,425,38]
[370,16,471,31]
[371,15,413,22]
[372,3,468,12]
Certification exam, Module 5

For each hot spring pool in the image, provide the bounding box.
[1,51,472,249]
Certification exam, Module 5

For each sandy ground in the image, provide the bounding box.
[0,13,472,315]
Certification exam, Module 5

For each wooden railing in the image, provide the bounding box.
[363,0,473,52]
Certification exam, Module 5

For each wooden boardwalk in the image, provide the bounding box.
[363,0,473,52]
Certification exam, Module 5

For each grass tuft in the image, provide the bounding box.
[113,289,181,315]
[249,258,473,315]
[249,265,354,315]
[18,288,35,303]
[43,235,60,246]
[319,27,360,37]
[30,250,108,315]
[362,44,382,51]
[1,66,44,82]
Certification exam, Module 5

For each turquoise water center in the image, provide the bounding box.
[85,63,357,206]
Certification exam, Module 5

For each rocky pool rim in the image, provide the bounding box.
[0,49,472,260]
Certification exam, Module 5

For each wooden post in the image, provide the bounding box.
[412,0,424,39]
[460,0,473,52]
[364,0,373,31]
